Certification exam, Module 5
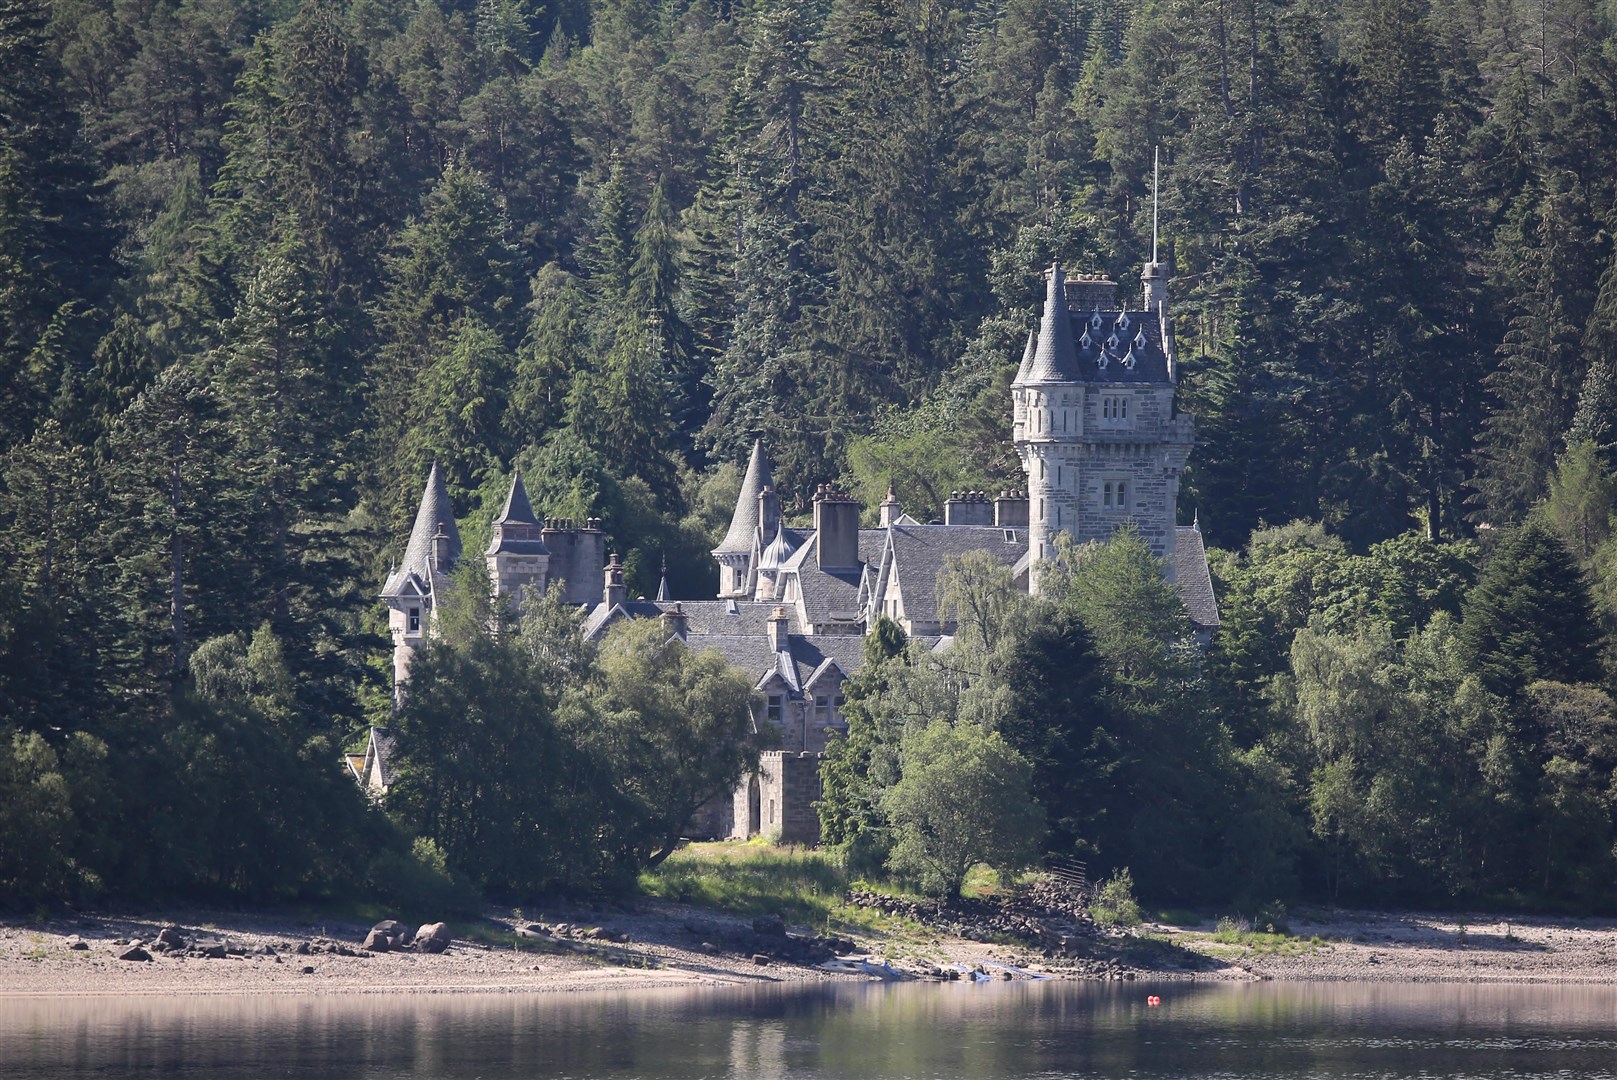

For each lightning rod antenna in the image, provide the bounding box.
[1151,146,1160,265]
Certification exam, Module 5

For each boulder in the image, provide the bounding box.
[751,914,787,938]
[415,922,451,954]
[372,920,412,947]
[118,946,152,962]
[68,939,89,951]
[362,929,392,953]
[154,927,186,949]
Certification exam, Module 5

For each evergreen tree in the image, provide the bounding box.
[0,0,116,447]
[1459,521,1602,699]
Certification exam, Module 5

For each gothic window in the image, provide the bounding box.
[408,608,421,633]
[1103,480,1129,509]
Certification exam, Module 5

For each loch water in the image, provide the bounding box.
[3,980,1616,1079]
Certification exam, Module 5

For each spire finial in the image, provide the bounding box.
[1152,146,1160,265]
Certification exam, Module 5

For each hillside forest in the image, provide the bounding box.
[6,0,1617,911]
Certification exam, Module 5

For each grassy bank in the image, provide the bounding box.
[638,841,924,940]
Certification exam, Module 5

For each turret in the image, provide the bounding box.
[486,469,550,610]
[380,463,462,708]
[1014,265,1084,590]
[714,440,772,599]
[754,519,797,601]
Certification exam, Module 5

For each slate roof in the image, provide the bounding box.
[1021,266,1083,383]
[383,463,461,597]
[366,726,397,789]
[487,470,550,557]
[716,440,772,554]
[881,524,1028,627]
[758,519,797,570]
[781,530,886,627]
[497,469,538,525]
[1013,328,1038,384]
[668,600,800,636]
[1068,308,1172,385]
[1016,263,1174,387]
[683,631,867,698]
[1173,525,1220,629]
[582,599,665,639]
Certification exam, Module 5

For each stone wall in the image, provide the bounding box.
[757,751,823,845]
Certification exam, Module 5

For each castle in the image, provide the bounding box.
[353,256,1219,843]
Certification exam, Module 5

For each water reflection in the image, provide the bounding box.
[3,981,1616,1079]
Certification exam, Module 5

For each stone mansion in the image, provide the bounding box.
[353,255,1219,844]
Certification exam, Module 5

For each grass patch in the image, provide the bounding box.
[1153,908,1204,928]
[640,841,931,946]
[640,841,850,927]
[1188,916,1328,957]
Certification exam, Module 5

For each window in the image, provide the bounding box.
[815,694,847,728]
[766,694,785,727]
[1102,395,1130,422]
[408,607,421,633]
[1103,480,1129,510]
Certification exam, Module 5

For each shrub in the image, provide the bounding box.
[1089,868,1143,927]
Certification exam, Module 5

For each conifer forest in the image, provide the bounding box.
[7,0,1617,912]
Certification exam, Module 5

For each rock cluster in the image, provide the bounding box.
[354,920,452,954]
[114,926,273,961]
[843,888,1100,955]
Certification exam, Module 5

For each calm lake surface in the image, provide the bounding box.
[3,980,1615,1079]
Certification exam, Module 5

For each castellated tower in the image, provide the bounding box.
[1013,263,1195,593]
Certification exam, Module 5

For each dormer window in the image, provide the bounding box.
[767,694,785,727]
[408,607,421,633]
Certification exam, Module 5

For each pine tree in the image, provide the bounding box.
[0,0,116,447]
[1459,521,1602,699]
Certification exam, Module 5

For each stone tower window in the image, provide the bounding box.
[1103,480,1129,509]
[1102,395,1130,422]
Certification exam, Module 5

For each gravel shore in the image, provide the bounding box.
[1,904,1613,997]
[1174,908,1617,983]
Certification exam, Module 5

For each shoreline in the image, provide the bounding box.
[1,903,1613,999]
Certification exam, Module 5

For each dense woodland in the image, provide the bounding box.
[5,0,1617,910]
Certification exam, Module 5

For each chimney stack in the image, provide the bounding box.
[879,484,902,528]
[602,552,626,610]
[661,601,688,641]
[756,484,782,549]
[767,605,789,652]
[431,521,453,572]
[994,490,1030,528]
[943,491,994,527]
[1061,272,1119,312]
[813,486,860,570]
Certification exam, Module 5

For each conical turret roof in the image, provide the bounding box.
[1018,265,1082,384]
[715,440,772,554]
[1013,328,1038,383]
[385,463,462,594]
[495,468,539,525]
